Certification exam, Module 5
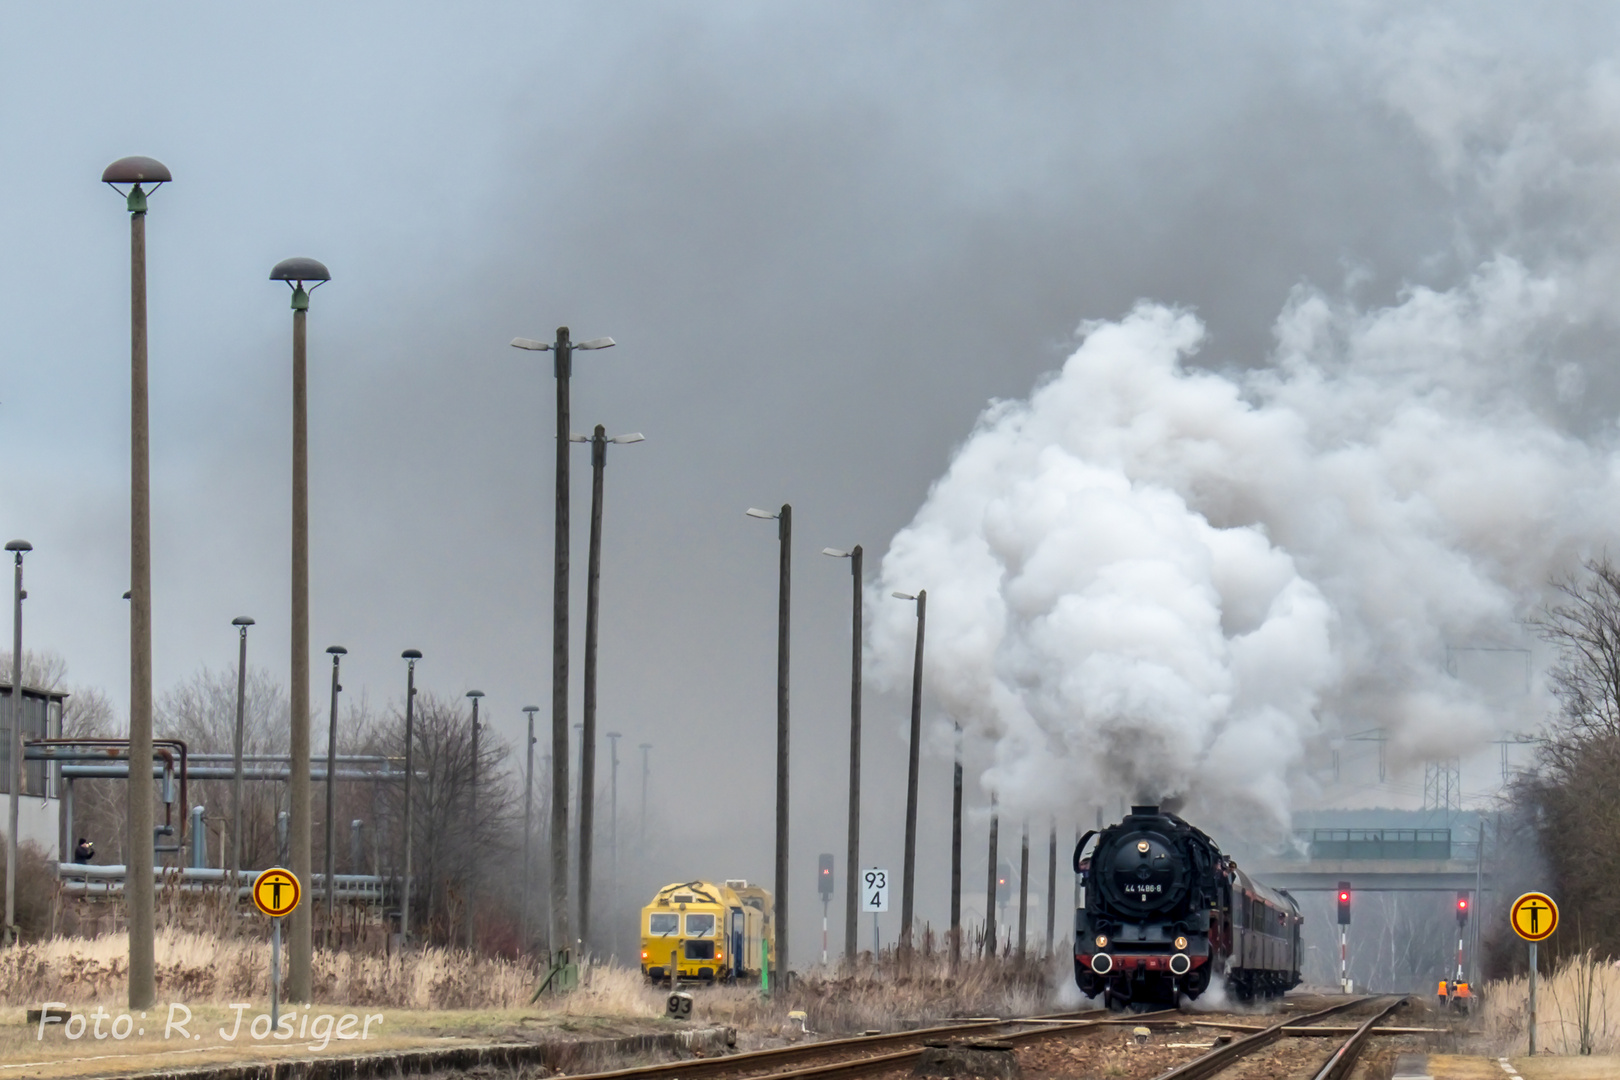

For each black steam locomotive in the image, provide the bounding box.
[1073,805,1301,1008]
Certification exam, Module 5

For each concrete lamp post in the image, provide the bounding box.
[230,616,255,885]
[569,426,642,951]
[465,689,484,952]
[103,153,170,1011]
[820,546,863,967]
[521,704,539,946]
[891,591,927,959]
[400,650,422,944]
[746,505,792,984]
[509,328,614,966]
[270,256,330,1002]
[324,645,347,946]
[4,540,31,948]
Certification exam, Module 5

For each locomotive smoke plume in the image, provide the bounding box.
[871,21,1620,837]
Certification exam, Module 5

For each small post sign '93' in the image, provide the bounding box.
[861,868,889,913]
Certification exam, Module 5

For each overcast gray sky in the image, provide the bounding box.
[5,3,1616,963]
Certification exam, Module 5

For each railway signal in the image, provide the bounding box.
[1456,891,1469,927]
[1336,881,1351,993]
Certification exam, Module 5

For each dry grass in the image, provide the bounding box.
[1,930,1062,1036]
[1481,953,1620,1056]
[0,931,548,1010]
[697,951,1062,1037]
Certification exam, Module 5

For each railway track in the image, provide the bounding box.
[1152,995,1408,1080]
[556,1006,1179,1080]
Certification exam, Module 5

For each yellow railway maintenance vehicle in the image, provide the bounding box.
[640,879,772,984]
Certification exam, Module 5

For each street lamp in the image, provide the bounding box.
[324,645,347,946]
[821,546,863,967]
[891,590,926,956]
[230,617,255,885]
[521,704,539,945]
[570,426,643,950]
[746,504,792,982]
[271,255,330,1002]
[510,327,614,964]
[400,649,422,944]
[465,690,484,952]
[4,540,30,947]
[103,153,169,1010]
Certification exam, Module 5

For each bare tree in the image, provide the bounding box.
[1524,558,1620,960]
[352,692,517,949]
[155,666,290,872]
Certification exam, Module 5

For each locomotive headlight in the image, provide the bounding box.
[1174,935,1189,951]
[1137,840,1150,853]
[1094,934,1109,949]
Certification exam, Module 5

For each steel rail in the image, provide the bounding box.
[1309,996,1407,1080]
[1150,996,1386,1080]
[553,1007,1178,1080]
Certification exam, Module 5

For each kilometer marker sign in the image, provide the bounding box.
[253,867,301,918]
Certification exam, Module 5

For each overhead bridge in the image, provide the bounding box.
[1252,828,1483,892]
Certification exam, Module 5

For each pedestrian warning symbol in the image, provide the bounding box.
[253,867,301,918]
[1510,891,1558,942]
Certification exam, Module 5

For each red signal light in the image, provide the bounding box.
[1458,898,1468,911]
[1339,891,1349,902]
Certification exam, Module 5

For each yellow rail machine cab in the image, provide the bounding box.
[640,880,769,983]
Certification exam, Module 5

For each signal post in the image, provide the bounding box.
[253,868,302,1031]
[1510,891,1558,1055]
[1336,881,1351,993]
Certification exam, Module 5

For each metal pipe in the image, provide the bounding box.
[61,765,401,782]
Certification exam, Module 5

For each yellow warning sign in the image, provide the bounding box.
[1510,891,1558,942]
[252,867,301,918]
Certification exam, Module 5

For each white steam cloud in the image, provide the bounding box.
[872,266,1620,837]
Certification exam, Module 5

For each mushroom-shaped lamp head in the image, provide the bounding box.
[402,649,423,660]
[232,616,255,627]
[103,157,171,213]
[270,257,331,285]
[271,257,331,311]
[5,540,32,553]
[102,156,172,184]
[327,645,348,656]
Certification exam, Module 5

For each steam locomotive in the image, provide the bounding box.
[1073,805,1301,1008]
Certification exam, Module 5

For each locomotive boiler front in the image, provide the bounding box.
[1098,829,1191,915]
